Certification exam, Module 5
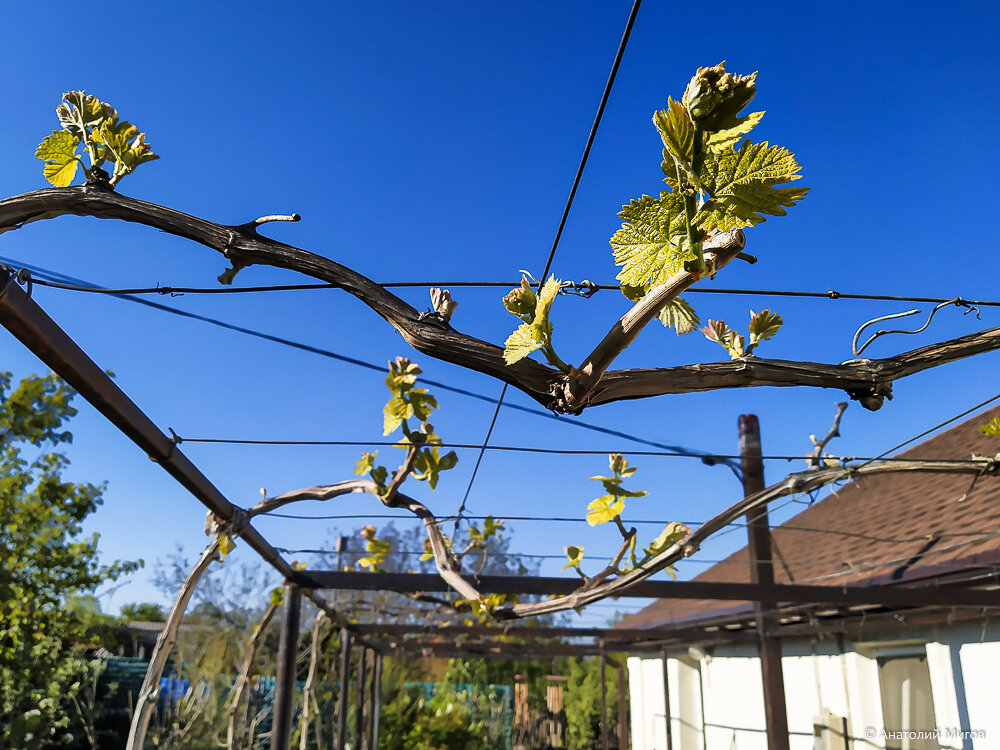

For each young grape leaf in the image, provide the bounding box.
[748,309,782,347]
[682,63,757,131]
[979,418,1000,437]
[503,322,545,365]
[383,395,412,435]
[35,131,82,187]
[586,495,626,526]
[57,91,115,138]
[562,545,585,571]
[658,297,700,334]
[705,111,764,154]
[697,141,808,232]
[354,451,378,476]
[219,534,236,560]
[642,521,689,558]
[611,192,692,288]
[654,97,698,184]
[502,275,537,321]
[502,275,561,366]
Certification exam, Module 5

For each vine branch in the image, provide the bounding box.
[3,187,996,413]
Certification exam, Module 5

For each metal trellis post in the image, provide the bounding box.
[271,583,302,750]
[740,414,791,750]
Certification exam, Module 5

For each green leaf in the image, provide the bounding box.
[611,192,692,288]
[370,465,388,489]
[706,111,764,153]
[609,453,627,475]
[562,545,584,571]
[502,275,537,321]
[980,418,1000,437]
[642,521,689,558]
[383,395,412,435]
[747,309,783,347]
[655,97,698,185]
[386,357,421,392]
[35,131,81,187]
[503,322,545,365]
[218,534,235,560]
[482,515,503,538]
[354,451,378,476]
[658,296,700,334]
[57,91,115,138]
[269,587,284,606]
[682,62,757,131]
[408,389,439,422]
[586,495,626,526]
[697,141,808,232]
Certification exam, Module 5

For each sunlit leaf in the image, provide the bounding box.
[586,495,626,526]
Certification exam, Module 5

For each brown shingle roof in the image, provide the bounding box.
[620,404,1000,630]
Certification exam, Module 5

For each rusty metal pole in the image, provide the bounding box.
[334,628,352,750]
[661,647,673,750]
[739,414,790,750]
[271,583,301,750]
[355,646,368,750]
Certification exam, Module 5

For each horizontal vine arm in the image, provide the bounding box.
[499,456,1000,618]
[2,186,999,413]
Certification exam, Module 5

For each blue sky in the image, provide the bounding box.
[2,1,999,625]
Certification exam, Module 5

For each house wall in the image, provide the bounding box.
[627,620,1000,750]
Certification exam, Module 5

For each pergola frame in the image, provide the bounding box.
[4,265,1000,750]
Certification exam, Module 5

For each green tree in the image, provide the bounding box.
[0,372,138,747]
[119,602,166,622]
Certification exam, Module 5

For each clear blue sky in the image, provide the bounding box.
[2,1,999,624]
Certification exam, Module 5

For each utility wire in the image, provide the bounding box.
[12,255,1000,309]
[864,391,1000,465]
[1,258,733,468]
[175,435,996,465]
[456,0,644,523]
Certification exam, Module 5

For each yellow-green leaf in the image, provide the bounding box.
[562,545,584,570]
[355,451,378,476]
[503,322,545,365]
[611,193,692,288]
[705,111,764,153]
[586,495,625,526]
[697,141,808,231]
[35,131,81,187]
[658,296,700,334]
[642,521,689,558]
[748,309,782,346]
[979,418,1000,437]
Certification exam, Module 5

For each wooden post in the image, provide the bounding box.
[615,661,628,750]
[600,653,610,750]
[271,583,302,750]
[356,646,368,750]
[739,414,790,750]
[334,627,351,750]
[661,647,673,750]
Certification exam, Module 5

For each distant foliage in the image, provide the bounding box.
[0,372,139,747]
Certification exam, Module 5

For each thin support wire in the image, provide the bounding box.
[453,0,644,524]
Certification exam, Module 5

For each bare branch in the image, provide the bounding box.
[2,187,997,413]
[227,601,279,749]
[252,479,483,603]
[498,456,1000,618]
[127,537,221,750]
[564,230,746,410]
[808,402,848,468]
